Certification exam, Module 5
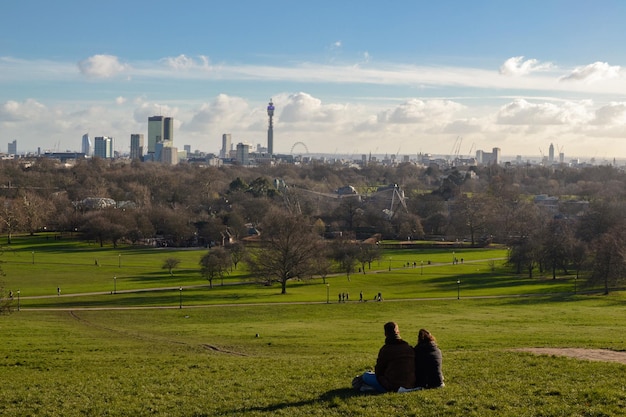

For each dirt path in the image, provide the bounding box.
[517,348,626,365]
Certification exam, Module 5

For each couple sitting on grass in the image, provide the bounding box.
[353,322,444,393]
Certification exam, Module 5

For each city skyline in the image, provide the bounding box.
[3,1,626,159]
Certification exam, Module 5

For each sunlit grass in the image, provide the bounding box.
[2,296,626,416]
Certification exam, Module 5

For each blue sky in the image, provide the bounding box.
[3,0,626,160]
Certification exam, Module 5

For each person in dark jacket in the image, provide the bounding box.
[414,328,444,388]
[360,322,416,393]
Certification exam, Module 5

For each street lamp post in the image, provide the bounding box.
[574,276,577,294]
[118,254,121,268]
[32,251,35,264]
[326,284,330,304]
[388,257,392,271]
[17,290,20,311]
[457,280,461,300]
[452,251,455,265]
[179,287,183,309]
[113,276,117,294]
[421,260,424,275]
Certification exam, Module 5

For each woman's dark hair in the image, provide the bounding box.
[417,328,436,345]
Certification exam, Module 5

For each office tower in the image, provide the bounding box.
[161,146,179,165]
[184,144,191,156]
[221,133,232,158]
[492,147,501,165]
[549,143,554,163]
[81,134,91,155]
[148,116,174,154]
[236,142,250,165]
[267,99,274,155]
[7,140,17,155]
[130,134,144,160]
[94,136,114,159]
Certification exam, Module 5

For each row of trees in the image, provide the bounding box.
[196,207,383,294]
[0,157,626,292]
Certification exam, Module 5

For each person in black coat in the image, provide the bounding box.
[414,328,444,388]
[357,322,416,393]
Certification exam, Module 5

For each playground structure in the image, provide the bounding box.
[275,179,408,220]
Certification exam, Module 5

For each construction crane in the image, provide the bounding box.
[450,136,462,160]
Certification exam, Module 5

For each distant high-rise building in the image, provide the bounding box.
[475,147,500,165]
[130,134,144,160]
[7,140,17,155]
[147,116,173,155]
[549,143,555,163]
[81,134,91,155]
[184,145,191,156]
[221,133,232,158]
[94,136,114,159]
[161,145,179,165]
[236,142,250,165]
[267,99,274,155]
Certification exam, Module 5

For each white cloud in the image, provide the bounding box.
[184,94,250,131]
[496,99,593,125]
[499,56,553,76]
[0,99,47,121]
[162,54,211,71]
[278,92,357,125]
[377,99,464,124]
[115,96,127,105]
[592,102,626,125]
[560,62,622,83]
[78,54,128,78]
[133,101,178,124]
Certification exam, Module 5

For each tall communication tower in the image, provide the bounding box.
[267,99,274,155]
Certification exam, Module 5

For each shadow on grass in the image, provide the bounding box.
[236,387,364,414]
[497,288,626,306]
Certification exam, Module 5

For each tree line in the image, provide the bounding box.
[1,157,626,294]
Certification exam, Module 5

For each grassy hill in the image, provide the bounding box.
[1,235,624,416]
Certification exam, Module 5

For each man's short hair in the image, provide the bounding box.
[384,322,399,336]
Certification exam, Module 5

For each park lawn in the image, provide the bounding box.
[1,295,626,416]
[2,235,253,297]
[1,234,602,310]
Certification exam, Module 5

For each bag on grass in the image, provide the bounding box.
[351,375,364,391]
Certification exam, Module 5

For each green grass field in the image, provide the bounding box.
[1,236,625,416]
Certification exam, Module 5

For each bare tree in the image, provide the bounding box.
[162,257,181,276]
[331,236,359,281]
[0,285,12,314]
[20,191,50,235]
[589,227,626,295]
[0,198,21,244]
[199,247,231,288]
[357,242,381,273]
[246,208,322,294]
[542,218,575,279]
[310,244,333,284]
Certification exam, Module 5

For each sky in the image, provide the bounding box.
[3,0,626,160]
